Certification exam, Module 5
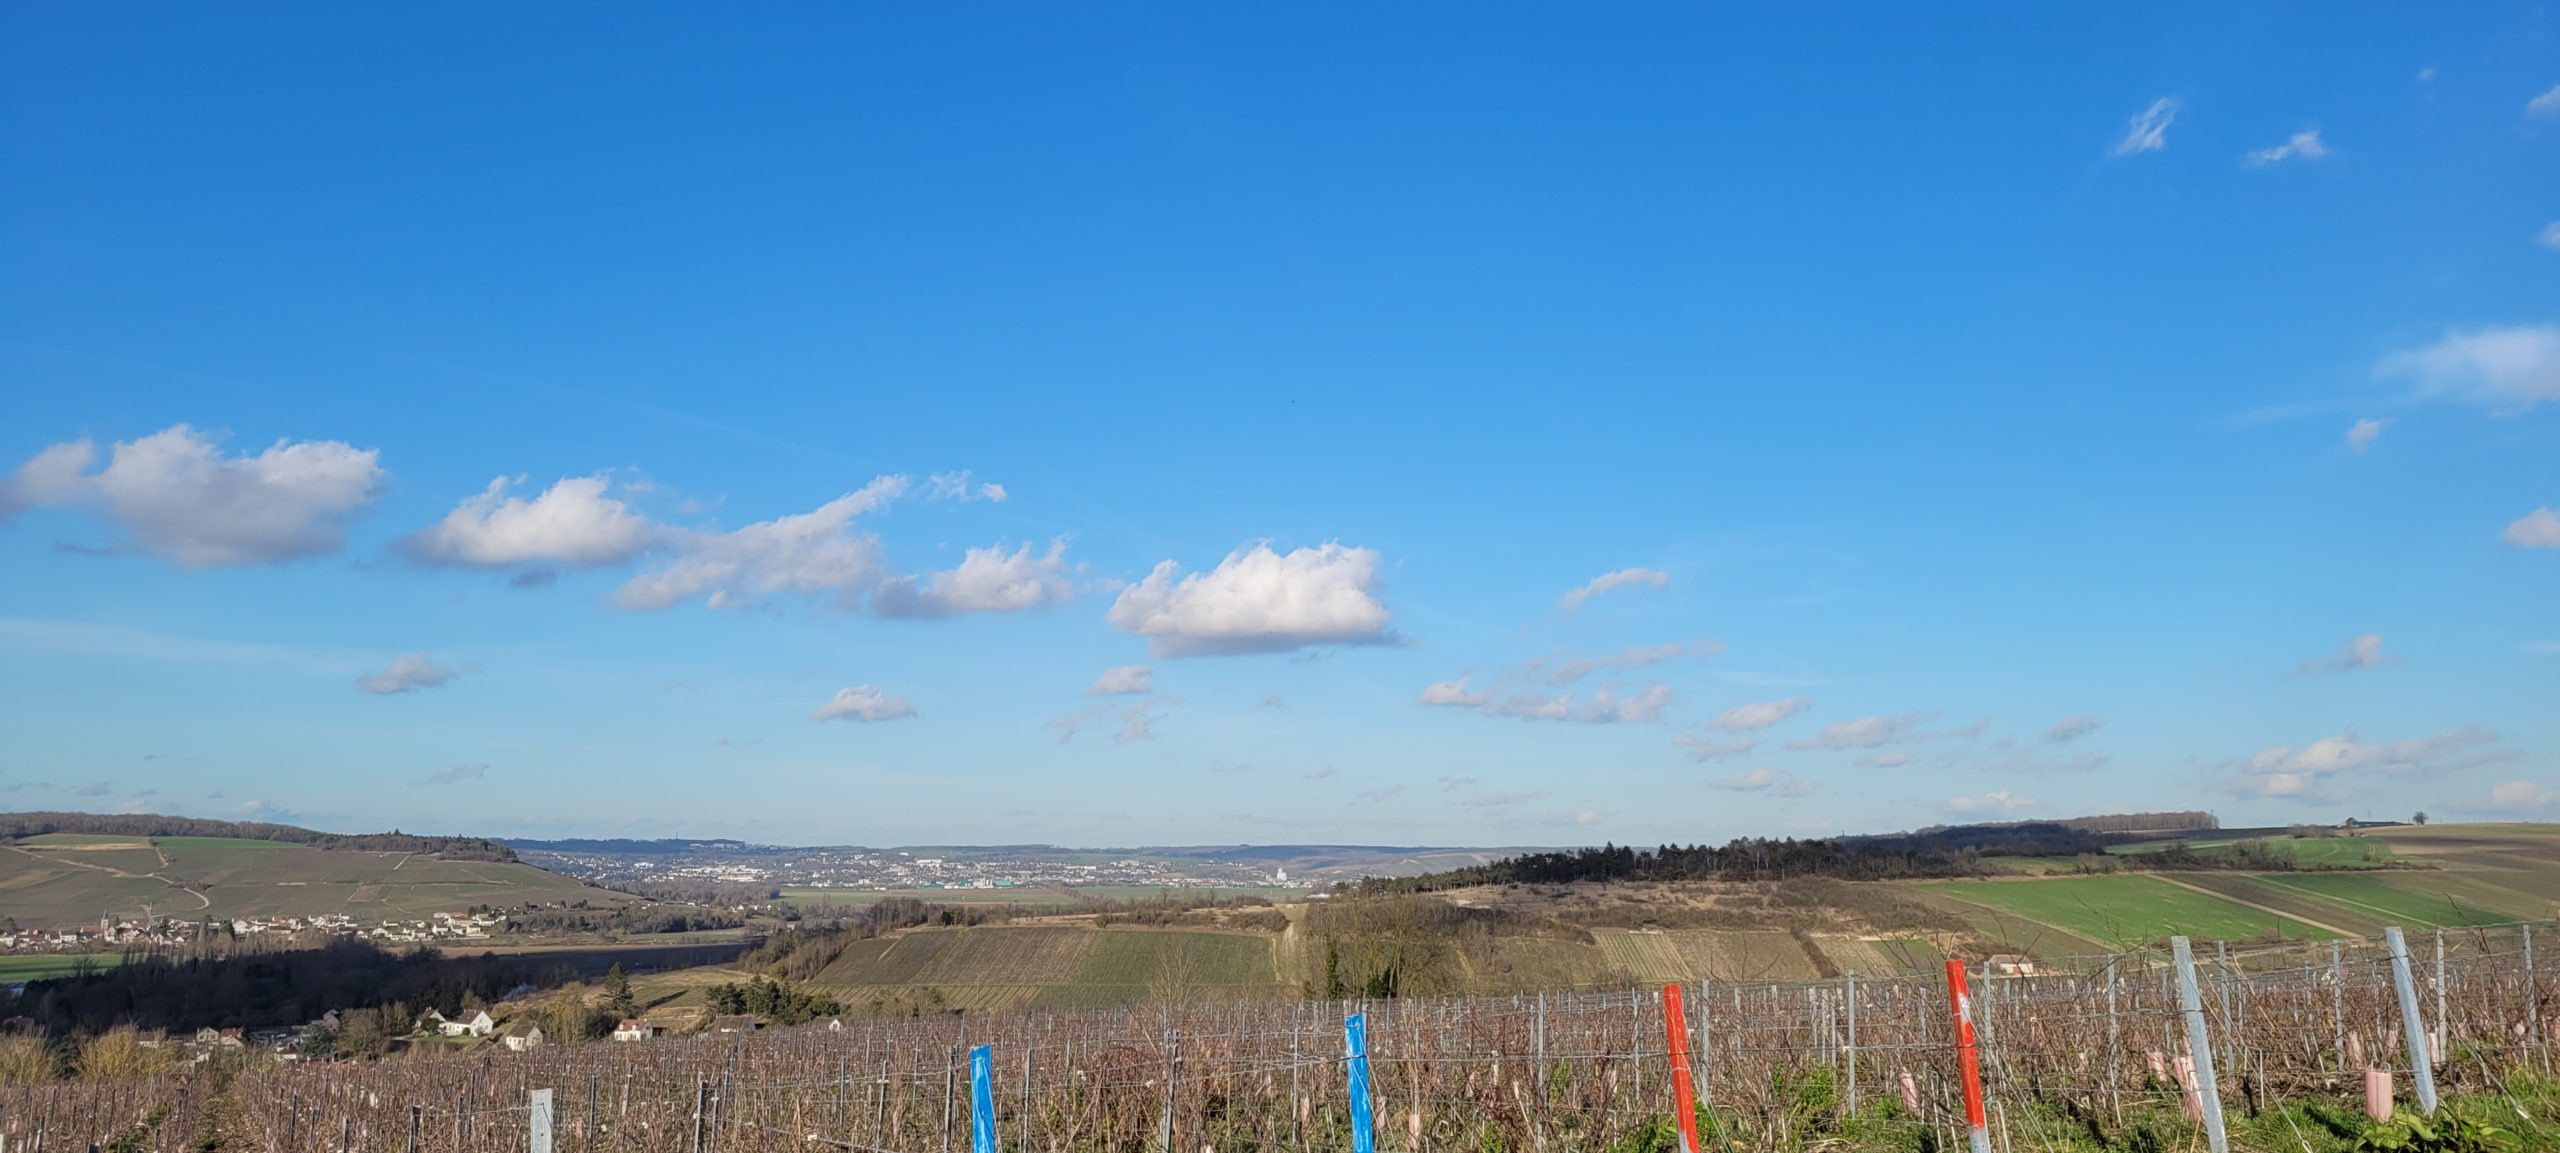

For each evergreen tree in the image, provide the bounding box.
[603,963,637,1017]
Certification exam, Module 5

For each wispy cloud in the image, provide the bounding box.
[1709,696,1810,734]
[2345,418,2389,453]
[1559,567,1669,612]
[2528,84,2560,118]
[2299,634,2394,676]
[2111,98,2179,157]
[2244,129,2328,166]
[811,685,917,723]
[357,653,465,696]
[2379,325,2560,416]
[421,763,487,785]
[2043,715,2105,744]
[2507,508,2560,548]
[1712,768,1815,797]
[1944,791,2036,816]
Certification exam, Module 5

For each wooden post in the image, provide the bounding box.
[406,1104,419,1153]
[691,1075,708,1153]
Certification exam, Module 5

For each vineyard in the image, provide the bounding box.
[7,922,2559,1152]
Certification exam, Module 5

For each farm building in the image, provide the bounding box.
[710,1015,760,1034]
[613,1018,659,1042]
[500,1021,545,1052]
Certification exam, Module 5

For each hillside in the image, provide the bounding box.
[664,823,2560,1018]
[0,826,626,928]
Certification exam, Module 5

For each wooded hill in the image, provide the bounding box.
[0,812,517,861]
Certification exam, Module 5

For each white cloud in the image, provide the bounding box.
[2299,633,2394,676]
[1710,696,1811,733]
[2043,715,2105,744]
[872,539,1078,618]
[1544,640,1721,684]
[811,685,917,723]
[357,653,463,696]
[1674,734,1756,762]
[1088,666,1153,696]
[1787,711,1941,750]
[2245,129,2329,166]
[2529,84,2560,118]
[2111,97,2179,157]
[1857,750,1911,768]
[404,475,657,569]
[1945,791,2036,816]
[1484,692,1574,721]
[2507,508,2560,548]
[1418,676,1491,708]
[2540,223,2560,250]
[2379,325,2560,415]
[2488,780,2559,813]
[615,477,907,611]
[421,763,487,786]
[1576,684,1675,724]
[1559,567,1669,612]
[2229,726,2509,800]
[1106,542,1394,657]
[924,470,1008,502]
[4,425,383,568]
[1712,768,1815,798]
[2345,418,2389,453]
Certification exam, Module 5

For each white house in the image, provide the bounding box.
[613,1018,658,1042]
[500,1021,545,1052]
[440,1010,494,1038]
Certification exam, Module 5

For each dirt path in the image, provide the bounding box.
[7,843,214,910]
[2151,873,2355,936]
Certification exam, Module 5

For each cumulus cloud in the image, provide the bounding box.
[1713,767,1816,797]
[1710,696,1811,734]
[2379,325,2560,415]
[2245,129,2328,166]
[1787,711,1943,750]
[421,763,487,785]
[811,685,917,723]
[615,477,907,611]
[1106,542,1394,657]
[2488,780,2559,814]
[1088,666,1153,696]
[3,425,383,567]
[2111,97,2179,157]
[2530,84,2560,118]
[1544,640,1721,684]
[1945,791,2036,816]
[2227,726,2510,800]
[403,475,657,570]
[1675,734,1756,762]
[1575,684,1675,724]
[2043,715,2105,744]
[2345,418,2389,453]
[1559,567,1669,612]
[2507,508,2560,548]
[2299,634,2394,676]
[357,653,464,695]
[873,539,1078,618]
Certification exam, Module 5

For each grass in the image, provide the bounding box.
[2256,872,2534,928]
[1915,874,2332,947]
[2,833,617,927]
[0,954,130,981]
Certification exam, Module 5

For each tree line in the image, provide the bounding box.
[0,811,518,861]
[1,940,571,1037]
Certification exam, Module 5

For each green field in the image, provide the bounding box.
[1917,874,2333,947]
[779,885,1305,909]
[1,833,616,927]
[2254,872,2534,928]
[0,954,131,981]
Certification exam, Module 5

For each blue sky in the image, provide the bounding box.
[3,4,2556,846]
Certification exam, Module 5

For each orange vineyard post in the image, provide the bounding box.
[1662,984,1703,1153]
[1943,960,1992,1153]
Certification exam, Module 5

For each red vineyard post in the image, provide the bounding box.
[1662,985,1703,1153]
[1943,960,1992,1153]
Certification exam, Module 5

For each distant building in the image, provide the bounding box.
[613,1018,658,1042]
[1985,954,2037,978]
[440,1010,495,1038]
[500,1021,545,1052]
[710,1015,760,1034]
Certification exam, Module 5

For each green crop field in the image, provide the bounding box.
[2255,872,2535,928]
[2169,874,2395,937]
[1916,874,2331,947]
[0,954,130,981]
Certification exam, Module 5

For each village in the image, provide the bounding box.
[0,909,510,956]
